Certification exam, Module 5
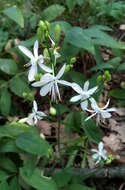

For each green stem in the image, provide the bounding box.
[81,139,88,168]
[57,112,61,155]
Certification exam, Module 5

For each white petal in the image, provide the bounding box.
[28,64,37,82]
[33,100,38,112]
[106,107,116,112]
[102,99,110,110]
[18,45,34,60]
[88,86,98,95]
[84,81,89,91]
[91,149,98,153]
[101,112,111,119]
[90,98,98,110]
[39,63,52,73]
[55,82,60,100]
[56,64,66,79]
[92,153,99,160]
[49,36,55,45]
[81,100,88,110]
[95,157,101,165]
[58,80,72,86]
[98,142,104,152]
[34,40,38,58]
[70,95,82,102]
[37,111,46,117]
[32,74,53,87]
[51,84,56,102]
[85,112,97,121]
[71,83,83,94]
[34,116,38,124]
[40,82,53,96]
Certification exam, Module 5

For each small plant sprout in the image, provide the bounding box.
[70,81,98,110]
[91,141,107,165]
[18,40,52,82]
[28,100,46,124]
[85,98,116,122]
[32,64,71,102]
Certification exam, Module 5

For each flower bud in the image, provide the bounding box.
[103,70,111,83]
[121,81,125,89]
[44,21,50,32]
[65,64,73,73]
[54,24,61,44]
[23,92,28,99]
[70,57,76,64]
[35,73,42,81]
[49,107,56,115]
[97,75,102,84]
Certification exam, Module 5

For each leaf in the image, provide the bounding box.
[54,103,69,115]
[68,183,95,190]
[76,0,84,6]
[0,155,17,173]
[16,132,51,156]
[81,113,102,143]
[3,7,24,28]
[0,181,9,190]
[0,88,11,116]
[0,59,18,75]
[90,62,114,71]
[42,4,65,21]
[65,27,95,54]
[20,168,57,190]
[19,36,37,47]
[117,62,125,71]
[53,170,72,188]
[0,170,10,181]
[109,89,125,99]
[23,154,37,176]
[0,140,21,153]
[67,70,86,86]
[9,177,21,190]
[9,76,31,97]
[66,0,77,12]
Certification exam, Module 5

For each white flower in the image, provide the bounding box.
[18,40,52,82]
[91,141,107,165]
[70,81,98,110]
[28,100,46,124]
[85,98,116,122]
[32,64,71,102]
[49,36,61,59]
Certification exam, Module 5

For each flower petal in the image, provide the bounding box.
[55,82,61,100]
[84,81,89,91]
[56,64,66,79]
[32,74,53,87]
[71,83,83,94]
[85,112,97,121]
[102,99,110,110]
[106,107,116,112]
[90,98,98,110]
[92,153,99,160]
[101,112,111,119]
[40,82,53,96]
[34,40,38,58]
[70,95,82,102]
[18,45,34,60]
[28,64,37,82]
[88,86,98,95]
[81,100,88,110]
[39,63,52,73]
[37,111,46,117]
[33,100,37,112]
[98,142,104,152]
[58,80,72,86]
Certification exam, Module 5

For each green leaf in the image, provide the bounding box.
[16,132,51,156]
[77,0,84,6]
[0,88,11,116]
[66,0,77,12]
[117,62,125,71]
[53,170,72,188]
[0,155,17,173]
[23,154,37,176]
[0,140,21,153]
[42,4,65,21]
[0,170,10,181]
[9,76,31,97]
[90,62,114,71]
[9,177,21,190]
[0,181,9,190]
[67,70,86,86]
[81,113,102,143]
[54,103,69,115]
[19,36,37,47]
[109,89,125,99]
[0,59,18,75]
[68,183,95,190]
[65,27,95,54]
[51,21,71,34]
[3,7,24,28]
[20,168,57,190]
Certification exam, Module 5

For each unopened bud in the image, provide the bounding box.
[50,107,56,115]
[103,70,111,83]
[44,21,50,33]
[97,75,102,84]
[54,24,61,44]
[23,92,28,99]
[121,81,125,89]
[70,57,76,64]
[35,73,42,81]
[65,64,73,73]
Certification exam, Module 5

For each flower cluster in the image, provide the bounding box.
[19,36,115,126]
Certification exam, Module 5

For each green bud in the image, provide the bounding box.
[70,57,76,64]
[44,21,50,32]
[37,27,44,43]
[104,70,111,83]
[54,24,61,44]
[39,21,46,30]
[28,93,34,102]
[35,73,42,81]
[106,154,114,164]
[97,75,102,84]
[50,107,56,115]
[23,92,28,99]
[121,81,125,89]
[65,64,73,73]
